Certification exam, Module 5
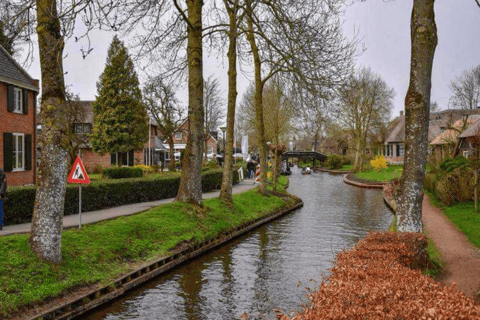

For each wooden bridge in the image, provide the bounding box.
[282,151,328,167]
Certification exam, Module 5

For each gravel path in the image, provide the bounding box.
[422,194,480,299]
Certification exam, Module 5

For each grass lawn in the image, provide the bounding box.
[355,165,403,182]
[0,187,296,317]
[442,201,480,248]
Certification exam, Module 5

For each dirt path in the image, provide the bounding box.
[422,194,480,299]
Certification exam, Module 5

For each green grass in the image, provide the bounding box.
[388,215,397,232]
[0,188,295,317]
[339,164,353,171]
[442,201,480,248]
[355,165,403,182]
[424,236,445,279]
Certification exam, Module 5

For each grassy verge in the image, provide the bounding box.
[0,187,297,317]
[86,171,181,182]
[355,165,403,182]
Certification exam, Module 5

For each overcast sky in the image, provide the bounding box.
[20,0,480,121]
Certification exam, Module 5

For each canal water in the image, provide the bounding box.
[84,167,393,320]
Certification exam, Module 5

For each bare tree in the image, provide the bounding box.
[396,0,437,233]
[336,67,394,172]
[242,0,356,194]
[449,65,480,110]
[203,74,225,163]
[143,78,185,171]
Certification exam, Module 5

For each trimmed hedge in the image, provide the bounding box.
[103,167,143,179]
[3,169,242,226]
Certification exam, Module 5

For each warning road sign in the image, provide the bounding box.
[67,156,90,184]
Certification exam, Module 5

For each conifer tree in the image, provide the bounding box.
[91,35,148,157]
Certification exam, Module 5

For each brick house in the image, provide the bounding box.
[37,101,158,171]
[162,119,217,164]
[0,44,39,186]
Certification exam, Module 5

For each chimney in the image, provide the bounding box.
[400,111,404,116]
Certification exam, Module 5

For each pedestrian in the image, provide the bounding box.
[247,160,254,179]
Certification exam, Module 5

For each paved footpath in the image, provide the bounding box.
[0,179,258,236]
[422,194,480,299]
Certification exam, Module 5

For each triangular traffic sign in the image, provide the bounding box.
[67,156,90,184]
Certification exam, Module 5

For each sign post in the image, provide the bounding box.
[67,154,90,229]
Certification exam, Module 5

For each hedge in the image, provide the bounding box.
[3,168,242,226]
[103,167,143,179]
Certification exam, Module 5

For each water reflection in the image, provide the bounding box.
[85,168,392,320]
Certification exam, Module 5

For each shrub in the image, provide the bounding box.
[370,155,388,171]
[134,165,154,174]
[89,163,104,175]
[207,159,219,170]
[151,165,160,173]
[439,156,467,173]
[423,173,437,194]
[435,167,476,205]
[103,166,144,179]
[324,154,345,169]
[2,169,240,226]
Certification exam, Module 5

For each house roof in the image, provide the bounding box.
[0,44,39,92]
[385,109,480,144]
[458,116,480,138]
[430,115,480,145]
[155,136,167,150]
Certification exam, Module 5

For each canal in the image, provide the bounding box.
[84,167,393,320]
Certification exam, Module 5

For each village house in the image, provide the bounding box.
[453,116,480,158]
[0,44,39,186]
[384,109,480,163]
[37,101,159,171]
[161,119,217,166]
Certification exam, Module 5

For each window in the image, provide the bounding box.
[175,132,182,141]
[111,150,134,166]
[399,145,404,157]
[463,151,469,158]
[14,87,23,113]
[74,123,91,134]
[165,151,170,160]
[12,133,24,171]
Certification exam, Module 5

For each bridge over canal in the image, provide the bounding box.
[282,151,328,167]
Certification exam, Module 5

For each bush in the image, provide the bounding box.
[324,154,346,170]
[89,163,104,175]
[207,159,219,170]
[439,156,467,173]
[103,166,144,179]
[435,167,476,206]
[134,165,155,175]
[423,173,437,194]
[2,169,240,226]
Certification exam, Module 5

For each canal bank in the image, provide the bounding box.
[3,179,300,320]
[82,168,393,319]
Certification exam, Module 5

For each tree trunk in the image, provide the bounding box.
[353,138,362,172]
[219,0,239,202]
[168,140,176,171]
[397,0,437,232]
[246,1,267,195]
[176,0,204,204]
[29,0,68,264]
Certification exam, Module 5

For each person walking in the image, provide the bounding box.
[247,160,254,179]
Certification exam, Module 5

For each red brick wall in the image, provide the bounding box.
[0,82,37,186]
[81,149,111,172]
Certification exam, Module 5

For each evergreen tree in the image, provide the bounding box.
[91,35,148,157]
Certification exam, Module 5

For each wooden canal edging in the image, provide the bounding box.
[315,167,351,175]
[30,200,303,320]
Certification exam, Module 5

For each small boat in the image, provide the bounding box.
[301,167,312,175]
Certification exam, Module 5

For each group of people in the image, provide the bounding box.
[246,160,258,180]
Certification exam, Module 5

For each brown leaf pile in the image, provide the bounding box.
[278,232,480,320]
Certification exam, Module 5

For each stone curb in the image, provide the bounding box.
[315,167,351,174]
[342,174,386,189]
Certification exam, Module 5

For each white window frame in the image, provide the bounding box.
[463,151,469,158]
[399,145,404,157]
[13,87,23,113]
[12,133,25,171]
[165,151,170,160]
[175,132,182,141]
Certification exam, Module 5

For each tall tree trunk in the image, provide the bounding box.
[29,0,68,264]
[176,0,204,204]
[219,0,239,202]
[168,140,176,171]
[397,0,437,232]
[246,1,267,195]
[353,138,362,172]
